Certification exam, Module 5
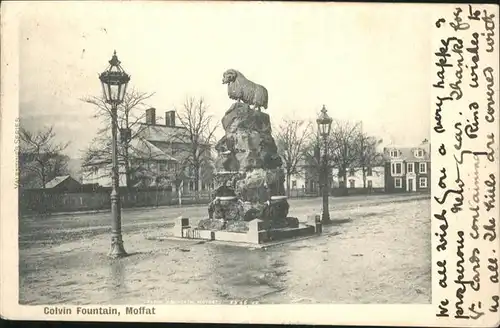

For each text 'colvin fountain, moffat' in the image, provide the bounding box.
[173,69,322,244]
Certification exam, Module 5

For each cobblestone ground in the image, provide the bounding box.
[19,195,431,304]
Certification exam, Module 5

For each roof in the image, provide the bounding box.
[82,137,179,167]
[136,123,191,143]
[45,175,79,188]
[136,123,211,147]
[383,143,431,161]
[83,121,212,167]
[128,138,179,162]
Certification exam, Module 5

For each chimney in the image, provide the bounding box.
[165,110,176,127]
[145,108,156,125]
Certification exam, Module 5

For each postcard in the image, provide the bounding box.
[0,1,498,326]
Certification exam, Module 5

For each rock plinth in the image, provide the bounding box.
[200,101,293,231]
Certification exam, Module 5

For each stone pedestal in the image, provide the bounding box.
[163,76,324,245]
[203,102,301,232]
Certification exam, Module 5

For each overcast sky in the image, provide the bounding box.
[19,2,431,159]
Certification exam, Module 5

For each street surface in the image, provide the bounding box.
[19,194,431,304]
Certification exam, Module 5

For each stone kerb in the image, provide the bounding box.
[247,218,268,244]
[173,216,268,244]
[173,216,190,237]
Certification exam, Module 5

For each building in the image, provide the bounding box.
[383,141,431,193]
[280,157,326,196]
[82,108,214,192]
[45,175,82,191]
[280,158,306,194]
[333,165,385,190]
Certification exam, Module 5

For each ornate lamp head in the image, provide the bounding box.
[316,105,332,138]
[99,50,131,105]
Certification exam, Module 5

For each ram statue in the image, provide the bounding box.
[222,69,268,111]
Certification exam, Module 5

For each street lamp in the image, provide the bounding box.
[316,105,332,224]
[99,50,130,258]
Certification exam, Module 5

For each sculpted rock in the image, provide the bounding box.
[219,103,282,173]
[198,218,225,230]
[242,202,264,221]
[222,69,268,111]
[236,169,270,203]
[221,102,272,134]
[285,217,300,228]
[226,220,249,233]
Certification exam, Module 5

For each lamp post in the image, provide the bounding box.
[99,51,130,258]
[316,105,332,224]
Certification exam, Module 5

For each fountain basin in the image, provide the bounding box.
[174,215,322,245]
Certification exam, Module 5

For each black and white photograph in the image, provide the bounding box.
[0,1,498,326]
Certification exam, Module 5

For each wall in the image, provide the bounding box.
[284,173,307,192]
[415,161,431,192]
[333,166,385,189]
[384,161,431,193]
[53,178,83,191]
[81,163,127,187]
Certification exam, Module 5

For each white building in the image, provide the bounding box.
[332,166,385,189]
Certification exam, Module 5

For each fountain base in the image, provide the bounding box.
[173,215,322,245]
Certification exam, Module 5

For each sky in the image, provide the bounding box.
[19,1,432,160]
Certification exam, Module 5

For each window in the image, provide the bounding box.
[391,162,403,175]
[390,150,398,157]
[367,180,373,189]
[349,168,355,176]
[159,162,167,172]
[394,178,402,188]
[407,163,414,174]
[419,162,427,173]
[415,149,424,157]
[349,179,355,188]
[292,180,297,188]
[367,167,373,176]
[419,177,428,188]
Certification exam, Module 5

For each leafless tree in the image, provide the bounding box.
[275,119,312,196]
[168,97,217,195]
[355,132,383,188]
[302,130,335,195]
[329,120,362,194]
[19,125,69,188]
[302,121,383,194]
[81,88,156,187]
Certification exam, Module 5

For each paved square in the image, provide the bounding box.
[19,195,430,304]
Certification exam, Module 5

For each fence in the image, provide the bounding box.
[285,188,320,198]
[19,188,212,215]
[331,187,385,196]
[19,186,390,215]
